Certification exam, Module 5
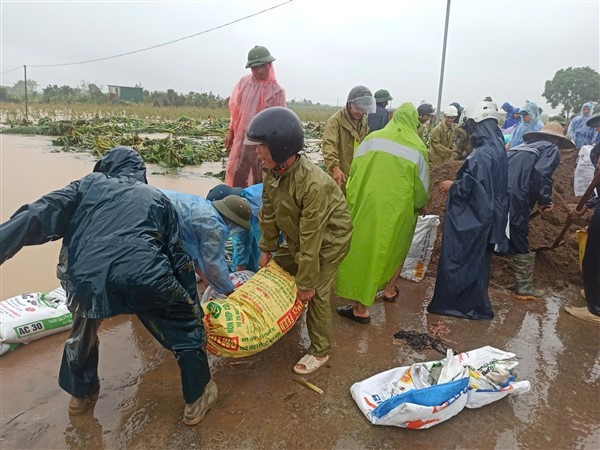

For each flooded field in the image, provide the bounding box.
[0,135,599,449]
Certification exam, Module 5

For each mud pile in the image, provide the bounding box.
[425,150,588,289]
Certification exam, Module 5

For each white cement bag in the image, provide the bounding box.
[201,271,255,305]
[0,288,73,346]
[0,342,21,356]
[400,215,440,282]
[351,350,470,429]
[456,346,531,409]
[574,145,595,197]
[350,346,530,429]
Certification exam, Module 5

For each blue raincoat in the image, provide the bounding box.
[507,140,560,254]
[508,101,543,148]
[427,119,508,320]
[567,102,597,148]
[160,189,235,295]
[501,102,522,129]
[231,183,263,272]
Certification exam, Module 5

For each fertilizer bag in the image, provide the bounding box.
[350,346,530,429]
[0,288,72,347]
[202,261,302,358]
[400,215,440,282]
[574,145,595,197]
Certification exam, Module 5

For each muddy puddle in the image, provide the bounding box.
[1,135,599,449]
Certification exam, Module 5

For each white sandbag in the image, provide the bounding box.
[400,215,440,282]
[456,346,531,409]
[201,270,255,305]
[574,145,595,197]
[0,342,21,356]
[0,288,73,345]
[350,346,530,429]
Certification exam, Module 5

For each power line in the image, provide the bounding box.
[28,0,293,68]
[1,66,23,75]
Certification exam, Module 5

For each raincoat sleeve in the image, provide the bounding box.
[228,78,244,132]
[296,182,328,290]
[193,215,234,295]
[413,167,429,210]
[531,147,560,206]
[322,117,341,171]
[0,180,80,264]
[258,184,281,253]
[232,230,252,267]
[159,200,201,303]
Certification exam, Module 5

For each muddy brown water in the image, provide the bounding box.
[1,135,599,449]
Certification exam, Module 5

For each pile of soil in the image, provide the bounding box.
[425,150,588,290]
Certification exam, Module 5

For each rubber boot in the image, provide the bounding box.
[183,381,218,426]
[68,391,99,416]
[514,252,544,300]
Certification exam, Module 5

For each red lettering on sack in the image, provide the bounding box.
[211,335,239,351]
[277,300,304,332]
[401,419,439,429]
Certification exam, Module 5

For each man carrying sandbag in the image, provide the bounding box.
[245,107,353,374]
[0,147,216,426]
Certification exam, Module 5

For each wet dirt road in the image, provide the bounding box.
[1,135,599,449]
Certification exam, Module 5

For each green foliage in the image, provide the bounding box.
[542,67,600,119]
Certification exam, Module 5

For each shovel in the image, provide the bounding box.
[532,169,600,252]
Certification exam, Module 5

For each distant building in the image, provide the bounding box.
[108,85,144,102]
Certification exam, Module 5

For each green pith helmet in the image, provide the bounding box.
[245,46,276,68]
[212,195,252,230]
[374,89,393,103]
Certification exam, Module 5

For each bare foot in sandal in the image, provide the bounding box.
[293,354,329,374]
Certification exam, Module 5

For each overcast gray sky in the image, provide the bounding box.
[1,0,599,113]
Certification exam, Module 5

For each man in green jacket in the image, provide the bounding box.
[417,102,436,147]
[245,107,352,375]
[322,86,374,192]
[429,105,460,165]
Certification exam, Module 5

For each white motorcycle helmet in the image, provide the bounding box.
[459,101,499,128]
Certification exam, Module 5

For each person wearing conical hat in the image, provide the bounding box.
[506,122,575,300]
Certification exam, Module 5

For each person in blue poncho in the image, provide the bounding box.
[501,102,522,130]
[427,102,508,320]
[506,101,543,150]
[207,183,263,272]
[567,102,597,148]
[160,189,252,295]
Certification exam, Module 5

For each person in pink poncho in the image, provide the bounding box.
[224,46,286,187]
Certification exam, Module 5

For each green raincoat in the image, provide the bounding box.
[321,108,369,192]
[335,103,430,306]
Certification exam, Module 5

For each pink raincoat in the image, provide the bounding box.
[226,65,286,187]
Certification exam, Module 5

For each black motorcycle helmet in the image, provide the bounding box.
[244,107,304,164]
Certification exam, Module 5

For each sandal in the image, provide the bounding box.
[383,289,399,303]
[336,305,370,324]
[293,354,330,375]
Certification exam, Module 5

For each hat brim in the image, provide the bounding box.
[523,131,575,150]
[245,56,276,68]
[212,200,251,230]
[375,96,393,103]
[586,113,600,128]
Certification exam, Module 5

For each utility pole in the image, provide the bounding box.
[435,0,451,125]
[23,65,29,122]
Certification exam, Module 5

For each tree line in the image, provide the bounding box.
[1,67,598,117]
